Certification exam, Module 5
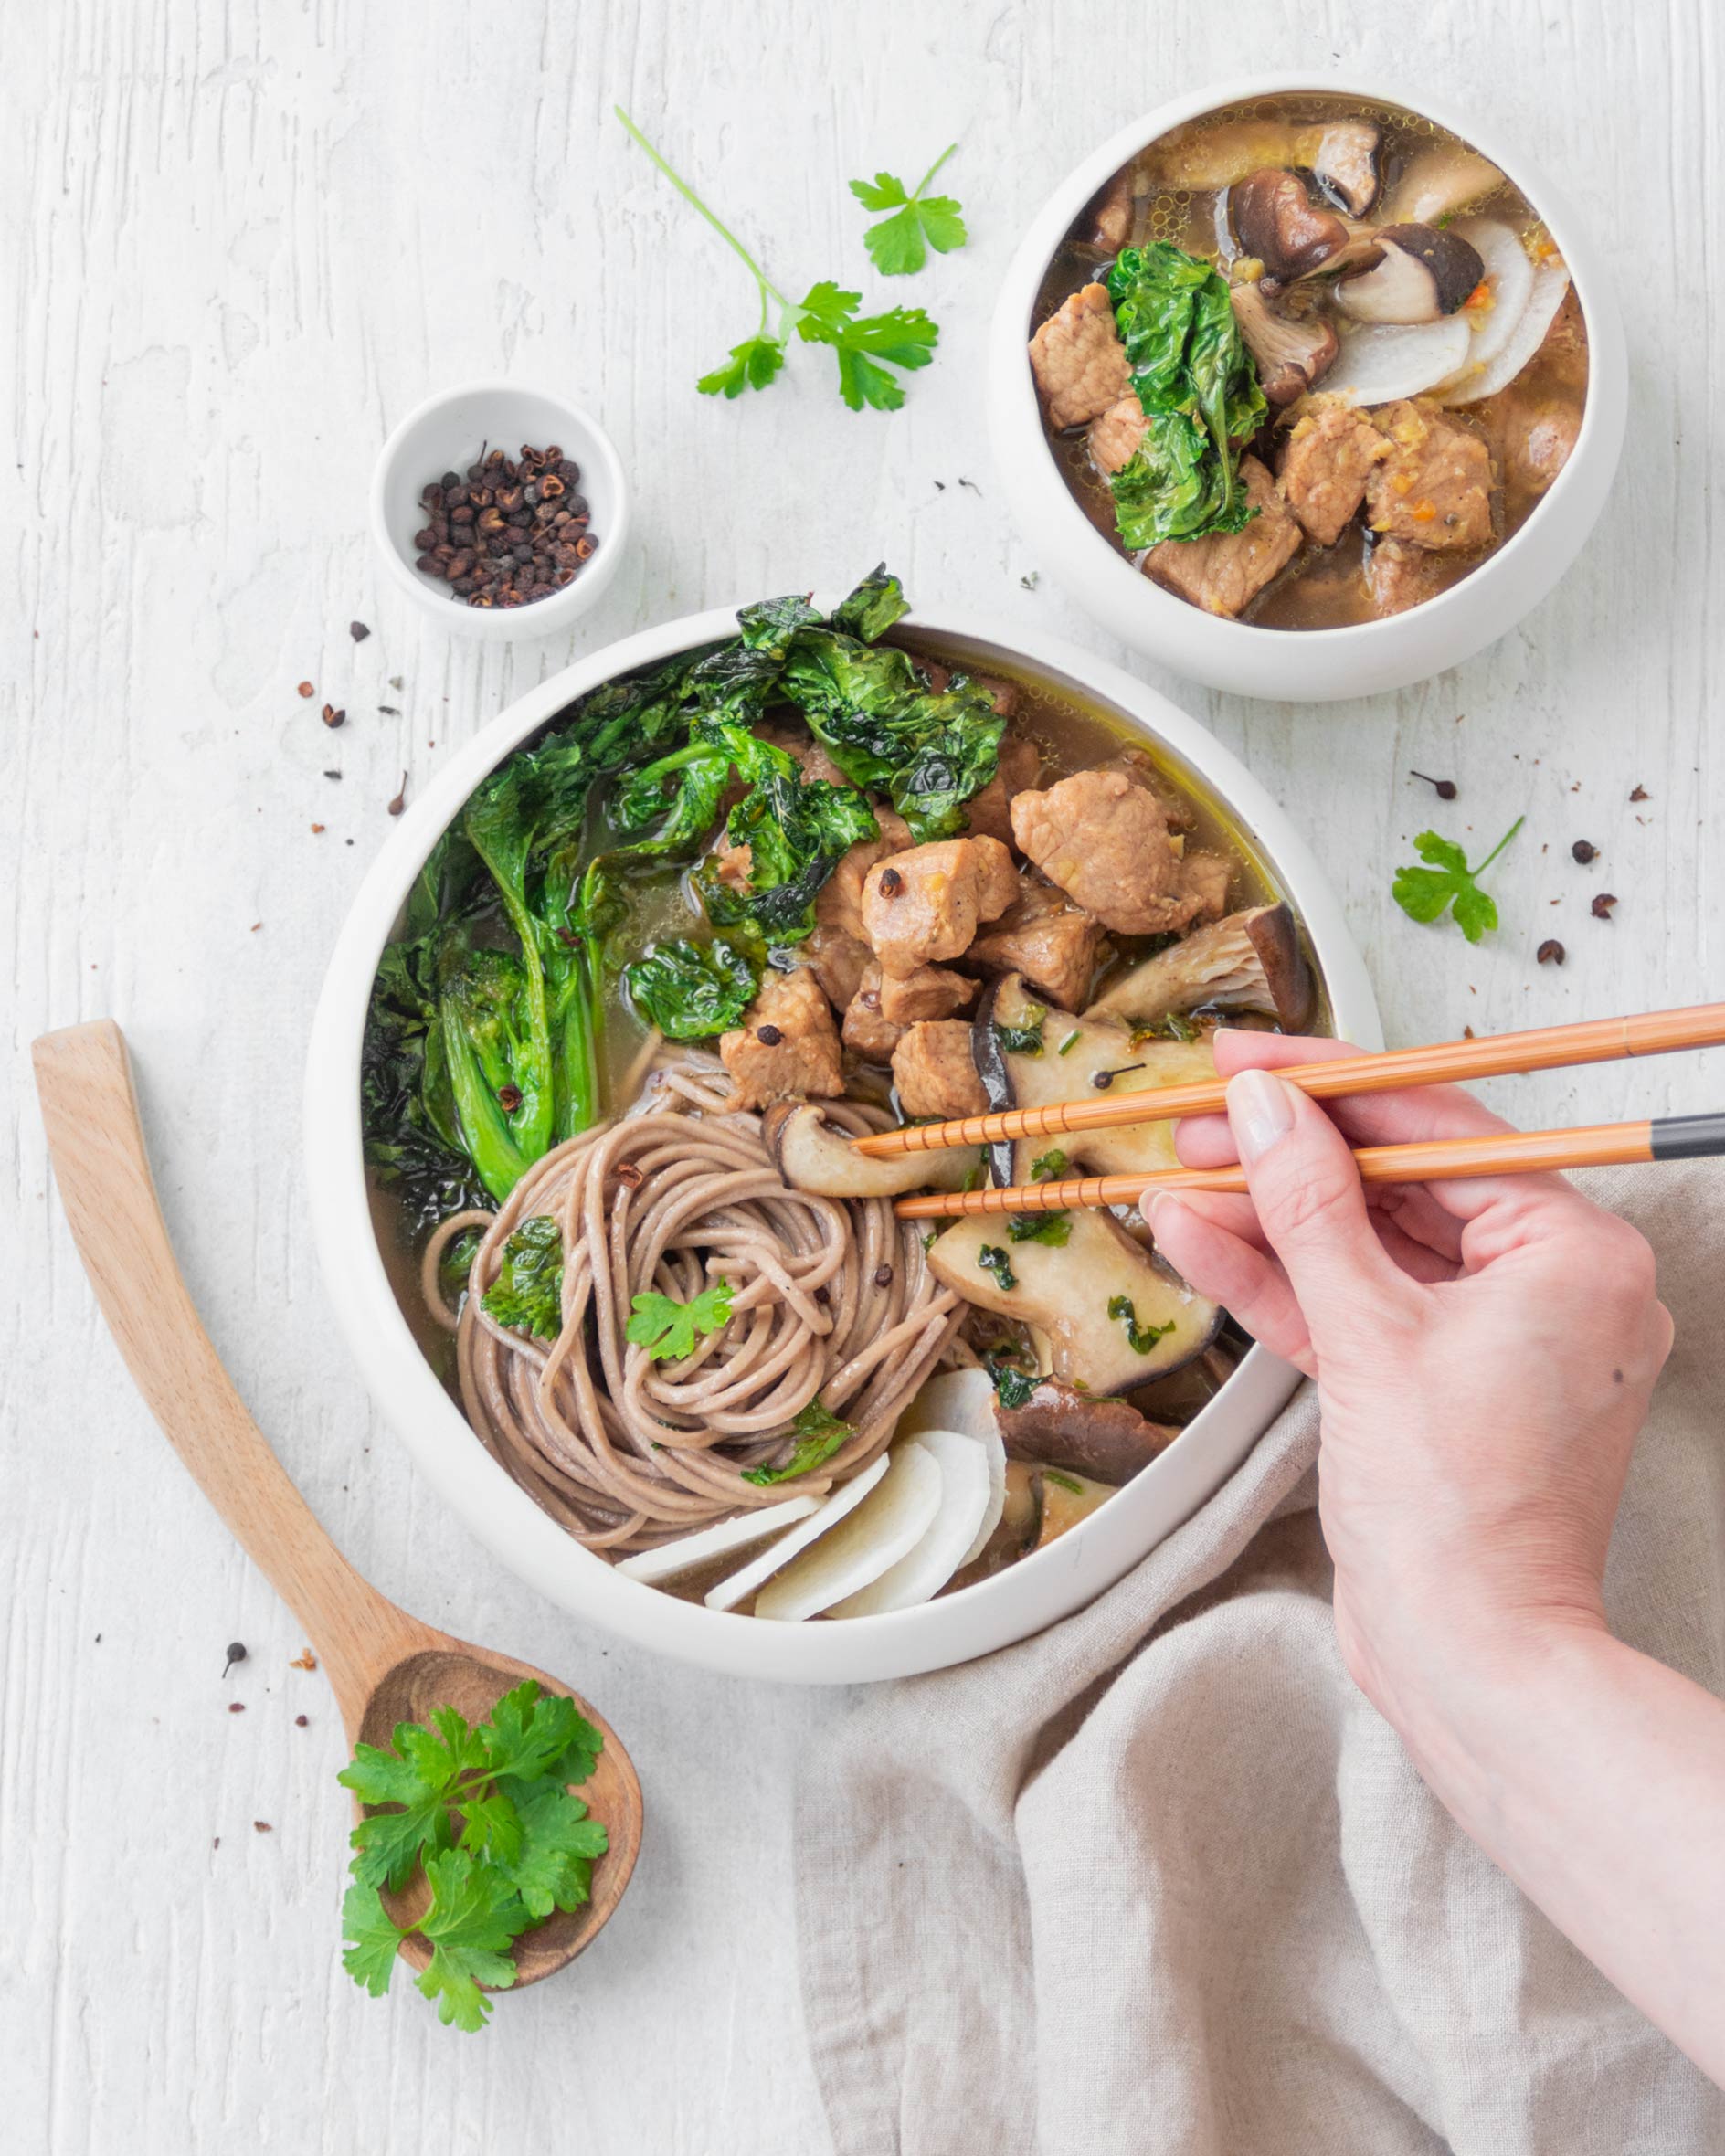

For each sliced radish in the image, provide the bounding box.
[752,1444,943,1622]
[1445,219,1534,375]
[1321,315,1472,406]
[1439,261,1571,404]
[827,1431,994,1617]
[704,1453,889,1612]
[895,1369,1007,1563]
[617,1495,820,1585]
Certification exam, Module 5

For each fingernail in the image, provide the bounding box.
[1228,1068,1295,1165]
[1147,1190,1181,1232]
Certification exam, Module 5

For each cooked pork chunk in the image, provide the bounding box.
[878,961,978,1027]
[1090,396,1149,478]
[1365,536,1463,617]
[968,880,1106,1011]
[1029,283,1132,431]
[1174,850,1233,925]
[1011,759,1222,936]
[841,962,905,1061]
[800,922,871,1014]
[892,1021,989,1120]
[860,835,1019,975]
[814,808,913,943]
[720,967,843,1111]
[1279,395,1388,547]
[1143,457,1301,618]
[961,733,1043,847]
[1366,399,1494,552]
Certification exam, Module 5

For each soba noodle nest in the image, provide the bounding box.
[423,1051,965,1554]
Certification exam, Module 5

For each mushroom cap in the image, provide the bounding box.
[1301,120,1382,218]
[1336,222,1486,324]
[1229,284,1339,405]
[1085,903,1315,1031]
[763,1101,983,1199]
[1230,168,1349,280]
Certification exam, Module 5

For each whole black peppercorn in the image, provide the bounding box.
[757,1023,785,1046]
[1571,840,1598,863]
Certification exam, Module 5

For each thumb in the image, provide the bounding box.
[1225,1067,1407,1341]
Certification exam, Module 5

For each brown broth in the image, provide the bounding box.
[1035,92,1590,629]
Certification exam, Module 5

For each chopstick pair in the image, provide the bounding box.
[884,999,1725,1221]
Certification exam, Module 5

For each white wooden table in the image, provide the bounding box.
[5,4,1719,2149]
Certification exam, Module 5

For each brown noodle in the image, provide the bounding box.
[424,1051,964,1553]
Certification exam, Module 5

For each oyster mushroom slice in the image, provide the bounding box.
[926,1208,1222,1395]
[1335,223,1486,324]
[763,1101,984,1199]
[997,1379,1180,1485]
[1229,286,1339,405]
[1085,904,1314,1031]
[1381,142,1506,227]
[1302,120,1382,217]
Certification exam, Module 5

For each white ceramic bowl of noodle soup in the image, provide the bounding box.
[988,74,1627,704]
[305,602,1380,1683]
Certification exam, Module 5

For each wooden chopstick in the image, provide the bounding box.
[893,1112,1725,1220]
[857,1001,1725,1161]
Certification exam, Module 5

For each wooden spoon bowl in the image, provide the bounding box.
[33,1020,642,1995]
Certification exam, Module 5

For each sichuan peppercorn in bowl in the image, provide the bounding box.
[369,380,629,639]
[306,592,1378,1683]
[989,75,1626,703]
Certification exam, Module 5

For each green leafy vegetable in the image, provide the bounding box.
[978,1244,1019,1294]
[1030,1148,1069,1181]
[1008,1211,1070,1246]
[617,109,940,412]
[1107,1295,1176,1355]
[480,1217,565,1341]
[1392,818,1524,944]
[831,562,909,643]
[983,1347,1038,1411]
[1105,244,1267,549]
[742,1398,855,1485]
[626,1279,736,1360]
[337,1680,607,2033]
[850,144,967,276]
[994,1001,1047,1056]
[624,937,760,1040]
[699,760,880,943]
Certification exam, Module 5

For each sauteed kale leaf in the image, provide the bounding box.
[362,566,1000,1223]
[1106,244,1266,549]
[481,1216,565,1339]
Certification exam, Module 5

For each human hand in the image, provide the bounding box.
[1148,1032,1674,1732]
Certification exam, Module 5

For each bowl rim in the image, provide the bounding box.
[990,69,1628,650]
[304,598,1381,1683]
[367,377,631,639]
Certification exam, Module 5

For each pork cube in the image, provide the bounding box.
[1366,400,1494,551]
[1175,850,1233,925]
[1143,457,1301,618]
[861,836,1019,975]
[800,922,871,1014]
[962,733,1043,846]
[1029,283,1132,431]
[1090,395,1149,478]
[968,880,1106,1012]
[814,808,914,943]
[1365,536,1456,618]
[878,961,978,1027]
[719,967,843,1111]
[1279,394,1387,547]
[892,1021,989,1120]
[841,962,905,1062]
[1010,761,1207,936]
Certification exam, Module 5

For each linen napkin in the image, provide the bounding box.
[794,1161,1725,2156]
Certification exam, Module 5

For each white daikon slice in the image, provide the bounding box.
[752,1444,944,1622]
[1439,261,1571,405]
[616,1495,820,1584]
[895,1369,1007,1564]
[1442,219,1534,380]
[1322,315,1472,406]
[897,1367,999,1445]
[827,1431,995,1617]
[703,1453,889,1612]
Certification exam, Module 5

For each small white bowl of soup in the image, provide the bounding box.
[989,77,1626,703]
[305,597,1379,1684]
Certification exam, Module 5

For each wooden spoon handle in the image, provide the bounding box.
[32,1020,419,1714]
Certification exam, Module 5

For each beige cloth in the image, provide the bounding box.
[794,1162,1725,2155]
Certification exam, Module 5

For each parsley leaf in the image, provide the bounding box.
[481,1682,602,1788]
[626,1278,735,1360]
[503,1782,610,1919]
[983,1347,1038,1411]
[978,1244,1019,1294]
[696,333,787,399]
[1008,1212,1070,1246]
[412,1850,523,2032]
[850,144,968,276]
[995,1001,1047,1056]
[341,1882,407,1999]
[1030,1148,1069,1182]
[742,1397,855,1485]
[1107,1295,1176,1356]
[1392,817,1524,944]
[480,1216,564,1340]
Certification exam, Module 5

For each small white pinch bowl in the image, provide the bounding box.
[368,380,629,641]
[988,75,1627,704]
[306,604,1380,1683]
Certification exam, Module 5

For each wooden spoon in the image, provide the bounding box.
[32,1020,642,1990]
